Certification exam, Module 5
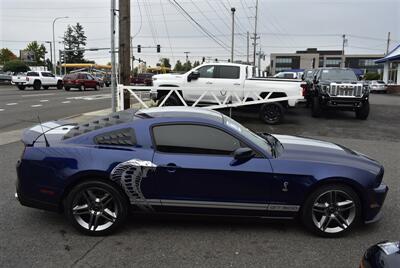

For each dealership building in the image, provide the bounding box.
[270,48,384,75]
[375,44,400,85]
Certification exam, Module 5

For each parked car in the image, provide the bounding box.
[11,71,63,90]
[368,80,388,93]
[360,241,400,268]
[308,68,370,119]
[103,74,111,87]
[16,107,388,236]
[0,71,12,84]
[63,72,101,91]
[151,63,305,124]
[131,73,154,86]
[93,74,105,88]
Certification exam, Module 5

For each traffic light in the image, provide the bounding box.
[59,50,65,63]
[156,44,160,53]
[138,58,141,63]
[137,45,141,53]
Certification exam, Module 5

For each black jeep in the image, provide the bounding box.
[309,68,369,119]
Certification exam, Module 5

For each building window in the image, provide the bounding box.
[360,59,377,67]
[325,59,341,67]
[276,57,292,64]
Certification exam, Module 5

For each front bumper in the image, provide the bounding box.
[364,183,389,224]
[320,95,368,109]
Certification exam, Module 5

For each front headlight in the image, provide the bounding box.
[321,85,330,92]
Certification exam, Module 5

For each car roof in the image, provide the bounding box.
[136,106,224,123]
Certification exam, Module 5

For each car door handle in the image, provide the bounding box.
[160,163,180,173]
[206,81,213,85]
[233,83,241,85]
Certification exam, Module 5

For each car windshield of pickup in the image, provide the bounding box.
[320,69,357,81]
[223,115,283,157]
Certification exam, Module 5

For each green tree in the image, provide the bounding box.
[182,60,192,72]
[63,23,87,63]
[364,72,381,80]
[173,60,183,72]
[193,60,200,68]
[3,60,30,73]
[0,48,17,64]
[159,58,171,68]
[25,41,47,65]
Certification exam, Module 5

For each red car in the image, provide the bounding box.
[63,72,101,91]
[131,73,154,86]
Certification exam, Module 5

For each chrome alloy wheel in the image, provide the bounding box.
[72,187,118,232]
[311,190,356,234]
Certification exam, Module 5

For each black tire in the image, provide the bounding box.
[301,184,361,238]
[311,97,322,118]
[64,86,70,91]
[95,84,99,91]
[355,101,369,120]
[157,94,181,106]
[259,102,285,125]
[79,84,84,91]
[57,81,63,89]
[43,86,49,90]
[64,179,128,236]
[33,80,41,90]
[17,85,25,90]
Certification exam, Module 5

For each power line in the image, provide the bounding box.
[160,0,174,60]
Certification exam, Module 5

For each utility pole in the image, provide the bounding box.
[252,0,259,73]
[52,16,68,74]
[119,0,131,109]
[341,34,346,68]
[184,51,190,63]
[130,36,134,72]
[386,32,391,54]
[45,41,52,71]
[230,7,236,63]
[110,0,117,112]
[246,31,250,64]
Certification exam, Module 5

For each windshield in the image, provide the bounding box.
[223,115,283,157]
[320,69,357,81]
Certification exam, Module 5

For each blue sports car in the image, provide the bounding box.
[16,107,388,236]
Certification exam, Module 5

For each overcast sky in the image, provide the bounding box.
[1,0,399,68]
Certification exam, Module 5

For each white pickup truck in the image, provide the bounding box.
[150,63,305,124]
[12,71,63,90]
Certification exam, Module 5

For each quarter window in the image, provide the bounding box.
[153,124,241,155]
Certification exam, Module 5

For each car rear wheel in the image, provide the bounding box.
[95,84,99,91]
[64,179,128,236]
[355,101,369,120]
[64,86,70,91]
[79,84,84,91]
[259,102,285,125]
[33,80,41,90]
[302,184,361,237]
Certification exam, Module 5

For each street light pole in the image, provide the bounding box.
[110,0,117,112]
[52,16,69,74]
[45,41,52,71]
[230,7,236,63]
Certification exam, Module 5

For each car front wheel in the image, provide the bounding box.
[301,184,361,237]
[64,179,128,236]
[259,102,285,124]
[356,101,369,120]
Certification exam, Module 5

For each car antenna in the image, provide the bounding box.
[37,114,50,147]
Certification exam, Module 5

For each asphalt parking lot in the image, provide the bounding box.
[0,93,399,267]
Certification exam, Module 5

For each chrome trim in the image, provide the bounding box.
[14,192,19,201]
[267,204,300,212]
[328,83,363,98]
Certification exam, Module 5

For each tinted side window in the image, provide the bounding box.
[197,65,215,78]
[27,72,39,76]
[216,66,240,79]
[153,124,241,155]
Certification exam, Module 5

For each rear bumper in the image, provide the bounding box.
[364,183,388,224]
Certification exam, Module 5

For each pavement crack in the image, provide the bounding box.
[70,237,106,267]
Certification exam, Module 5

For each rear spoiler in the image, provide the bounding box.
[21,121,74,146]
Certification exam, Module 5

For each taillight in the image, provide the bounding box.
[26,77,29,81]
[300,83,307,96]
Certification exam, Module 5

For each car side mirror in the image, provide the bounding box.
[233,147,255,162]
[301,74,305,81]
[188,71,200,82]
[313,75,318,84]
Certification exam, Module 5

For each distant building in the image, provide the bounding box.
[270,48,384,75]
[375,44,400,85]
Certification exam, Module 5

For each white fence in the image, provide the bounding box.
[117,84,301,112]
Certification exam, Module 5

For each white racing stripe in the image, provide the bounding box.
[274,134,343,150]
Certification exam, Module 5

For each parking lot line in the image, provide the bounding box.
[62,101,71,104]
[31,104,43,107]
[6,103,18,106]
[21,93,55,97]
[40,100,49,102]
[0,109,4,112]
